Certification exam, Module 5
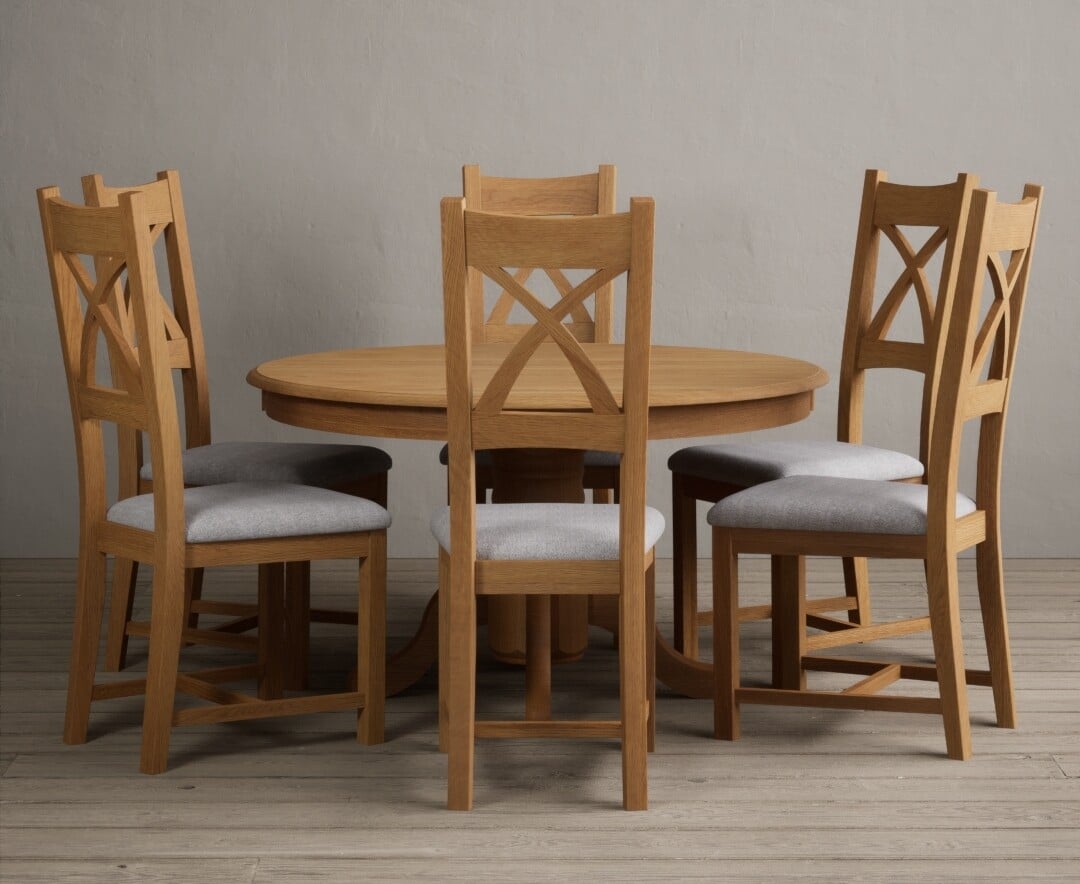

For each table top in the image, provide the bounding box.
[248,343,829,440]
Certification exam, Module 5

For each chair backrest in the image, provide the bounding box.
[462,165,617,344]
[927,185,1043,534]
[38,187,187,542]
[837,170,978,465]
[83,171,212,445]
[440,196,655,564]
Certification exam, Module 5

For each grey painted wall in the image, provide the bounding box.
[2,0,1078,557]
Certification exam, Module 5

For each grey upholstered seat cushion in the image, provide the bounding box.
[108,481,391,543]
[707,476,976,536]
[438,444,620,470]
[668,440,923,486]
[140,441,392,488]
[430,503,665,560]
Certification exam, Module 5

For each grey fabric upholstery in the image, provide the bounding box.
[438,444,620,470]
[668,440,923,486]
[707,476,976,536]
[140,441,392,488]
[430,503,665,560]
[108,481,391,543]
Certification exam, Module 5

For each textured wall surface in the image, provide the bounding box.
[2,0,1078,556]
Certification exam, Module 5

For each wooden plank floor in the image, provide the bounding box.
[1,557,1078,882]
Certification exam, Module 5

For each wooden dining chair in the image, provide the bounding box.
[709,184,1042,759]
[439,164,621,504]
[434,196,659,810]
[669,170,978,660]
[83,170,391,689]
[38,185,389,774]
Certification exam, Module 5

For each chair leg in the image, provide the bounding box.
[184,568,205,629]
[257,564,285,701]
[64,539,108,745]
[525,595,552,721]
[358,532,387,745]
[646,563,657,753]
[446,556,477,810]
[592,487,612,504]
[841,556,873,626]
[671,473,699,659]
[438,550,450,752]
[771,555,807,690]
[713,528,740,741]
[139,553,187,775]
[103,556,138,671]
[618,565,648,811]
[284,561,311,691]
[926,550,972,760]
[975,529,1017,728]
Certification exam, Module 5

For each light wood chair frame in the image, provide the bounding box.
[83,171,387,690]
[38,186,386,774]
[712,185,1042,760]
[672,170,979,659]
[439,196,656,810]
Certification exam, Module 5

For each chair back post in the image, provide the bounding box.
[927,185,1043,542]
[836,168,886,445]
[117,190,188,555]
[81,174,144,499]
[158,170,212,447]
[594,164,618,344]
[619,197,656,576]
[836,170,977,466]
[37,186,109,529]
[441,196,478,580]
[82,175,141,500]
[461,167,487,339]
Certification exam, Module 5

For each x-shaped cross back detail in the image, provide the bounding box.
[866,224,947,346]
[474,264,627,416]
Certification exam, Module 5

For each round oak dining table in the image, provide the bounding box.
[248,342,828,699]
